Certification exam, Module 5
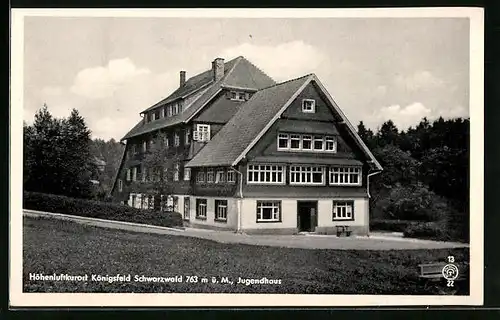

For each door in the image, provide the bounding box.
[297,201,318,232]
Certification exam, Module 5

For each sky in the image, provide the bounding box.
[23,16,470,141]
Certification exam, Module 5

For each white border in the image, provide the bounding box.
[10,7,484,307]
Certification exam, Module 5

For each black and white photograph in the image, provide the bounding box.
[10,8,484,307]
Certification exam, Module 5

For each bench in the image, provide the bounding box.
[336,225,352,237]
[418,263,447,281]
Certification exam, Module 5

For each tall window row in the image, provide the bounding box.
[247,165,361,186]
[145,100,184,124]
[195,168,236,184]
[278,133,337,153]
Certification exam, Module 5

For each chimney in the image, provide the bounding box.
[211,58,225,81]
[180,71,186,87]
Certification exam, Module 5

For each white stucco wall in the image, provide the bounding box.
[317,198,368,227]
[185,196,238,230]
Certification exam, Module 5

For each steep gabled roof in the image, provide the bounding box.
[121,56,275,141]
[186,74,383,171]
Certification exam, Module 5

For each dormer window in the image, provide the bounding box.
[302,99,316,113]
[230,91,246,101]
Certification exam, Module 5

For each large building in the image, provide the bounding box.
[111,56,382,235]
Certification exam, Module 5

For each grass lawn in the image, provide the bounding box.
[23,216,469,294]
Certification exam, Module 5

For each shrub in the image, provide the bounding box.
[369,219,415,232]
[403,221,450,241]
[23,192,183,228]
[376,184,450,222]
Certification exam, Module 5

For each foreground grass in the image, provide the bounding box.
[23,216,469,294]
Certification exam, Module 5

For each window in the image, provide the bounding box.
[142,166,147,182]
[277,133,336,153]
[184,168,191,181]
[230,91,246,101]
[185,129,191,145]
[227,170,235,183]
[195,124,211,142]
[118,179,123,192]
[215,200,228,221]
[126,169,131,181]
[164,135,169,148]
[329,167,361,186]
[131,194,136,208]
[247,165,284,184]
[278,134,289,150]
[290,166,325,185]
[313,136,324,151]
[216,170,226,183]
[207,170,215,183]
[256,201,281,222]
[183,197,190,220]
[333,201,354,221]
[132,167,138,181]
[174,132,180,146]
[290,134,301,149]
[196,170,205,183]
[172,102,178,115]
[154,109,160,121]
[163,167,168,182]
[302,99,316,113]
[173,163,180,181]
[302,135,312,150]
[196,199,207,219]
[167,105,173,117]
[160,108,165,119]
[325,136,336,152]
[143,141,147,153]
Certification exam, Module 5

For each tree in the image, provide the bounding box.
[357,121,375,149]
[376,120,399,147]
[23,105,94,199]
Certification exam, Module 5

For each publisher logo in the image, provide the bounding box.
[442,264,459,280]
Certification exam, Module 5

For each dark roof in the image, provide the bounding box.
[194,94,246,123]
[121,56,275,141]
[141,57,239,113]
[185,75,312,167]
[278,119,340,135]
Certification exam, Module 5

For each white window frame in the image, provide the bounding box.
[196,199,207,219]
[132,167,138,181]
[184,129,191,145]
[196,171,205,183]
[277,133,337,153]
[118,179,123,192]
[289,165,325,185]
[174,132,180,146]
[333,200,354,221]
[302,99,316,113]
[290,134,301,150]
[313,136,324,151]
[215,200,228,221]
[184,168,191,181]
[195,124,211,142]
[216,170,226,183]
[277,133,289,150]
[160,107,165,119]
[227,170,235,183]
[207,170,215,183]
[173,163,180,181]
[325,136,337,152]
[256,201,281,222]
[230,91,246,101]
[329,167,362,186]
[247,164,285,185]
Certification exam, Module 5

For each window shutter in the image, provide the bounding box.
[225,91,232,98]
[193,131,199,141]
[207,125,211,140]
